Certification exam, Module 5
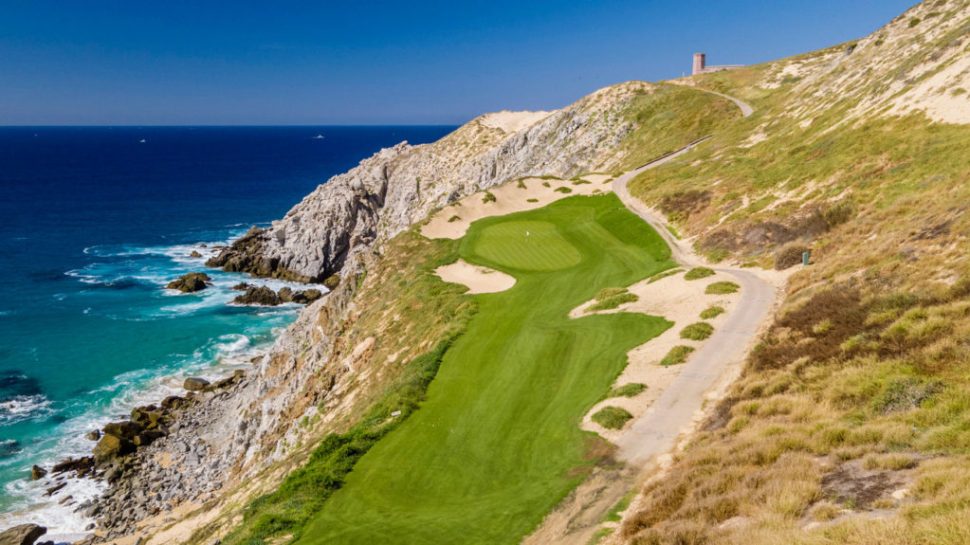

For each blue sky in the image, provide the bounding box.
[0,1,916,125]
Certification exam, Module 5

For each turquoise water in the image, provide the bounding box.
[0,126,453,533]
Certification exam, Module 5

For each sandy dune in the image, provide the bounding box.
[421,176,606,240]
[479,110,553,133]
[434,259,515,294]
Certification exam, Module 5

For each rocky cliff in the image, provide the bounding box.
[207,82,656,282]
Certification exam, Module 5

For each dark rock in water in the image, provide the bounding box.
[230,282,251,291]
[323,274,341,290]
[51,456,93,475]
[0,523,46,545]
[189,250,202,258]
[44,483,66,496]
[183,377,210,392]
[85,429,101,441]
[94,434,134,463]
[206,226,313,281]
[198,243,207,248]
[103,421,143,440]
[0,439,21,457]
[278,286,294,302]
[29,465,46,480]
[160,395,188,410]
[165,272,211,293]
[292,288,323,304]
[233,286,281,306]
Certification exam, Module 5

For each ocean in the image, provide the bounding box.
[0,125,454,535]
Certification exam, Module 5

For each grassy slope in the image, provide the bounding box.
[296,194,673,544]
[618,4,970,543]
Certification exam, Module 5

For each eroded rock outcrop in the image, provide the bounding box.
[208,82,653,281]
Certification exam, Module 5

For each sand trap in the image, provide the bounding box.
[582,173,613,184]
[435,259,515,294]
[479,110,552,134]
[573,269,741,442]
[422,176,603,240]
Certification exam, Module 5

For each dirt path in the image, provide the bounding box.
[609,97,778,465]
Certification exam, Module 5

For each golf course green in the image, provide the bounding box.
[295,193,674,545]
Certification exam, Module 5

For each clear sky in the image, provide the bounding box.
[0,0,916,125]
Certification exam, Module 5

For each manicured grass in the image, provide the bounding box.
[684,267,715,280]
[706,281,740,294]
[700,305,725,319]
[660,345,695,366]
[680,322,714,341]
[592,406,634,430]
[609,383,647,398]
[296,194,673,545]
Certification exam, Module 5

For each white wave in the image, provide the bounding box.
[0,395,52,425]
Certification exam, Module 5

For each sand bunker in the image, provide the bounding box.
[435,259,515,294]
[574,269,741,441]
[479,110,552,134]
[422,176,603,240]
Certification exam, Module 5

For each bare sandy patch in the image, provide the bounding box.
[582,173,613,184]
[435,259,515,294]
[478,110,552,134]
[573,270,740,442]
[421,176,603,240]
[890,55,970,125]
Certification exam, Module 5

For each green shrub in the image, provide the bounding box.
[588,287,638,311]
[660,345,695,366]
[447,215,461,223]
[516,179,527,189]
[592,406,633,430]
[571,179,592,185]
[609,383,647,398]
[542,181,551,188]
[555,186,573,194]
[684,267,715,280]
[482,191,497,204]
[526,198,539,203]
[648,268,682,283]
[700,306,725,320]
[680,322,714,341]
[706,281,740,295]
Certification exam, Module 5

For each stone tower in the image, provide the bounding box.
[692,53,706,75]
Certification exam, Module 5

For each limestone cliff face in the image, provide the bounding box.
[208,82,652,281]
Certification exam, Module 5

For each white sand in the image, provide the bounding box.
[422,177,603,240]
[890,55,970,125]
[479,110,553,134]
[435,259,515,294]
[574,270,740,441]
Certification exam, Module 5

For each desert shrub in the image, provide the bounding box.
[610,383,647,398]
[775,244,809,270]
[909,17,921,27]
[516,179,527,189]
[824,201,854,228]
[706,281,739,295]
[592,406,633,429]
[700,306,725,320]
[680,322,714,341]
[659,190,711,221]
[482,191,497,204]
[447,215,461,223]
[684,267,715,280]
[571,179,591,185]
[661,345,695,366]
[526,198,539,203]
[555,186,573,194]
[542,181,551,188]
[648,268,682,283]
[588,287,638,311]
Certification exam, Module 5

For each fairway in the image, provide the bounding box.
[296,194,674,545]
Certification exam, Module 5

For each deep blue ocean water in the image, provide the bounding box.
[0,125,453,534]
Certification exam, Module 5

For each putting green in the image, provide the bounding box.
[296,194,674,545]
[473,220,582,271]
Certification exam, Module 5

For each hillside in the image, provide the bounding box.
[612,1,970,544]
[63,1,970,544]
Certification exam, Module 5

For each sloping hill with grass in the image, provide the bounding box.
[608,1,970,544]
